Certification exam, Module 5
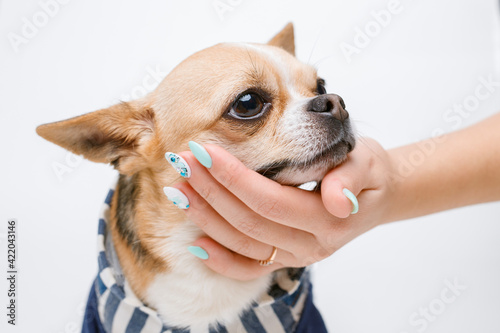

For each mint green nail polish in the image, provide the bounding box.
[188,246,209,260]
[343,188,359,214]
[189,141,212,168]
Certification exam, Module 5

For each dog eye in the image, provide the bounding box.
[316,79,327,95]
[229,93,269,119]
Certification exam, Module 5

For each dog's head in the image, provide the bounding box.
[37,23,355,186]
[36,25,357,318]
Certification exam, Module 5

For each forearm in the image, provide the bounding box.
[383,113,500,223]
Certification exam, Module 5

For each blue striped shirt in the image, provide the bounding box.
[82,187,327,333]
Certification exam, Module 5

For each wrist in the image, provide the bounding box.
[378,146,407,224]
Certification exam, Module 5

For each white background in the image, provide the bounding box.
[1,0,500,332]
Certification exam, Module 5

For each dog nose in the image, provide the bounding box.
[309,94,349,121]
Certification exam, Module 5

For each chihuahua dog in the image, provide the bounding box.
[37,24,355,332]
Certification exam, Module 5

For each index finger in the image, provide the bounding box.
[188,142,334,231]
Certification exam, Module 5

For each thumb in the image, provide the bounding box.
[321,170,361,218]
[321,142,375,218]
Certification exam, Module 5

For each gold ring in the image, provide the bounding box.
[259,246,278,266]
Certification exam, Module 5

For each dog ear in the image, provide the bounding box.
[268,22,295,56]
[36,102,156,175]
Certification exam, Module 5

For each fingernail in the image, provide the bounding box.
[188,246,209,260]
[163,187,190,209]
[165,152,191,178]
[188,141,212,168]
[342,188,359,214]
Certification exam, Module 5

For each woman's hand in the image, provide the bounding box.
[170,138,395,281]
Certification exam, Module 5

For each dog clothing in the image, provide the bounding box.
[82,187,328,333]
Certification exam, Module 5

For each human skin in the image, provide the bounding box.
[172,113,500,281]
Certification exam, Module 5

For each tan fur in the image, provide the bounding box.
[267,22,295,55]
[109,185,162,301]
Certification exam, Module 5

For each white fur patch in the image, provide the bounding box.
[145,221,272,330]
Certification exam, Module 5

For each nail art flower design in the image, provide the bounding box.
[165,152,191,178]
[163,187,190,209]
[170,195,189,209]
